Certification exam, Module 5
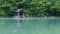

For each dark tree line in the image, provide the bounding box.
[0,0,60,17]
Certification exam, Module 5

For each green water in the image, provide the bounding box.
[0,18,60,34]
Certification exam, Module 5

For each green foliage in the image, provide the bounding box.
[0,0,60,17]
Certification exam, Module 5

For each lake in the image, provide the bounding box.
[0,17,60,34]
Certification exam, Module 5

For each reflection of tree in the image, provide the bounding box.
[0,19,17,27]
[0,19,7,25]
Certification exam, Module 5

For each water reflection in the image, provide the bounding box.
[0,18,60,34]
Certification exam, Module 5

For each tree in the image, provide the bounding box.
[0,0,60,17]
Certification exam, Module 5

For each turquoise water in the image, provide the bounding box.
[0,17,60,34]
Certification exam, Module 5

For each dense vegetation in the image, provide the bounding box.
[0,0,60,17]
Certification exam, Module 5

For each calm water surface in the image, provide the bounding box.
[0,17,60,34]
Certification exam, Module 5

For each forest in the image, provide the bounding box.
[0,0,60,17]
